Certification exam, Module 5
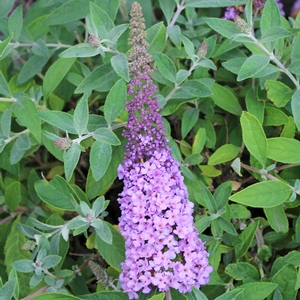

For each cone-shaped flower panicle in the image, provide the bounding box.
[117,2,213,299]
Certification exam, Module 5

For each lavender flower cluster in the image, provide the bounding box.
[117,2,212,299]
[224,0,285,20]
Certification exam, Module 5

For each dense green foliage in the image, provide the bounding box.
[0,0,300,299]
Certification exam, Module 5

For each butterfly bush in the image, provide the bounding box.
[224,0,285,20]
[117,2,213,299]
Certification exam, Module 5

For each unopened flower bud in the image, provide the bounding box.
[88,35,101,48]
[234,15,252,34]
[197,42,207,57]
[55,137,72,150]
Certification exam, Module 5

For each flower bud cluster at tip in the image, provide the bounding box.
[197,42,207,58]
[234,15,252,34]
[54,137,72,150]
[88,35,101,48]
[117,2,213,299]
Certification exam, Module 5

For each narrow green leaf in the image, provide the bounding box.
[237,55,270,81]
[104,79,126,125]
[211,84,242,115]
[11,96,41,142]
[208,144,240,165]
[229,181,291,208]
[200,185,218,213]
[93,0,119,21]
[63,143,82,182]
[204,17,241,39]
[260,26,292,43]
[8,5,23,41]
[1,107,11,138]
[30,294,81,300]
[271,265,297,300]
[225,262,259,281]
[192,128,206,154]
[181,107,199,139]
[90,141,112,181]
[215,289,244,300]
[73,94,89,136]
[267,137,300,163]
[44,0,89,25]
[167,25,181,48]
[93,128,120,145]
[31,39,49,57]
[235,221,259,259]
[180,35,195,58]
[159,0,175,24]
[108,24,129,44]
[148,293,165,300]
[240,111,267,166]
[111,53,129,82]
[260,0,281,35]
[214,181,232,210]
[264,205,288,233]
[181,80,213,98]
[235,282,277,300]
[146,22,166,55]
[80,292,128,300]
[155,53,177,83]
[291,89,300,131]
[10,134,31,164]
[34,176,79,211]
[218,217,238,236]
[291,35,300,63]
[245,88,264,124]
[264,106,288,126]
[43,57,76,100]
[265,80,293,107]
[38,111,76,134]
[0,72,12,97]
[95,223,125,272]
[4,182,28,212]
[59,43,99,58]
[89,2,114,39]
[0,34,12,60]
[75,63,118,93]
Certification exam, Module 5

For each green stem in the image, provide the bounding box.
[0,97,16,102]
[9,42,73,49]
[4,129,30,144]
[275,163,300,171]
[169,0,185,27]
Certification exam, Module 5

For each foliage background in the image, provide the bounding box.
[0,0,300,299]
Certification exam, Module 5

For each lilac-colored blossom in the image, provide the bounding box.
[117,2,212,299]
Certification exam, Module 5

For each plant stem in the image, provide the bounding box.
[4,129,30,144]
[0,97,16,102]
[166,290,172,300]
[9,42,73,49]
[249,34,300,89]
[169,0,185,27]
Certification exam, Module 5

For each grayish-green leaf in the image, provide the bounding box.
[111,53,129,82]
[73,94,89,136]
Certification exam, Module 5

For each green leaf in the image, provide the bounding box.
[167,25,181,48]
[211,84,242,115]
[264,80,293,107]
[148,293,166,300]
[208,144,240,165]
[89,2,114,39]
[59,43,99,58]
[235,282,277,300]
[104,79,126,125]
[17,55,49,84]
[75,63,118,93]
[271,265,297,300]
[214,181,232,210]
[108,24,129,44]
[86,142,124,199]
[31,39,49,57]
[63,143,82,182]
[229,181,291,208]
[1,107,11,138]
[111,53,129,83]
[204,17,241,39]
[43,58,76,100]
[235,221,259,259]
[192,128,206,154]
[200,185,218,213]
[94,220,113,244]
[288,59,300,75]
[73,94,89,136]
[11,96,41,142]
[180,35,195,58]
[4,182,28,212]
[0,278,18,300]
[240,111,267,167]
[237,55,270,81]
[215,288,244,300]
[181,107,199,139]
[217,217,238,236]
[294,216,300,242]
[146,22,166,55]
[10,134,31,164]
[93,128,120,145]
[80,291,128,300]
[155,53,177,83]
[264,205,288,233]
[93,0,119,21]
[186,287,209,300]
[34,175,79,211]
[245,88,264,123]
[260,26,292,44]
[0,34,12,60]
[267,137,300,163]
[264,106,288,126]
[95,223,125,272]
[181,80,213,98]
[40,255,62,269]
[225,262,259,281]
[260,0,281,36]
[4,217,31,297]
[44,0,89,25]
[39,110,76,134]
[0,72,12,97]
[90,141,112,181]
[29,294,81,300]
[291,89,300,131]
[8,5,23,41]
[186,0,246,7]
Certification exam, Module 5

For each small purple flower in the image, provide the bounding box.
[117,2,212,299]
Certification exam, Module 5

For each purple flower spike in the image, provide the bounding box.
[117,2,213,299]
